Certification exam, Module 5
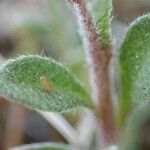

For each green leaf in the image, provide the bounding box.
[119,14,150,125]
[121,103,150,150]
[91,0,112,46]
[0,55,92,112]
[11,142,70,150]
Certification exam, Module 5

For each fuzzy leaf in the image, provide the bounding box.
[121,103,150,150]
[0,55,92,112]
[119,14,150,124]
[91,0,112,46]
[11,142,70,150]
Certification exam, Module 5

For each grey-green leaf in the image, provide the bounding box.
[121,103,150,150]
[91,0,112,46]
[11,142,70,150]
[0,55,92,112]
[119,14,150,125]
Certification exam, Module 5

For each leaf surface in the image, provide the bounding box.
[0,55,92,112]
[121,103,150,150]
[91,0,112,46]
[11,142,70,150]
[119,14,150,124]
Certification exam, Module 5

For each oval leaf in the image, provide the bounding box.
[119,14,150,124]
[0,55,92,112]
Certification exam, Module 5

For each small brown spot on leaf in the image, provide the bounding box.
[40,76,54,92]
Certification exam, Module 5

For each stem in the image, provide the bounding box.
[4,104,26,150]
[39,111,79,147]
[0,94,26,150]
[68,0,116,145]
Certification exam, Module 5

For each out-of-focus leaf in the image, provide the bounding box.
[0,55,92,112]
[12,15,55,56]
[103,145,118,150]
[119,14,150,125]
[121,103,150,150]
[91,0,112,46]
[10,142,70,150]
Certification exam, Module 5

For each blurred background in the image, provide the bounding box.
[0,0,150,149]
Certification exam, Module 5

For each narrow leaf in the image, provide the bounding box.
[119,14,150,125]
[0,55,92,112]
[10,142,70,150]
[91,0,112,46]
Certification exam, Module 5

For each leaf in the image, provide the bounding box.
[119,14,150,125]
[91,0,112,46]
[103,145,118,150]
[10,142,70,150]
[121,103,150,150]
[0,55,92,112]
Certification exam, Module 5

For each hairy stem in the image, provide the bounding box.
[39,111,78,146]
[68,0,116,145]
